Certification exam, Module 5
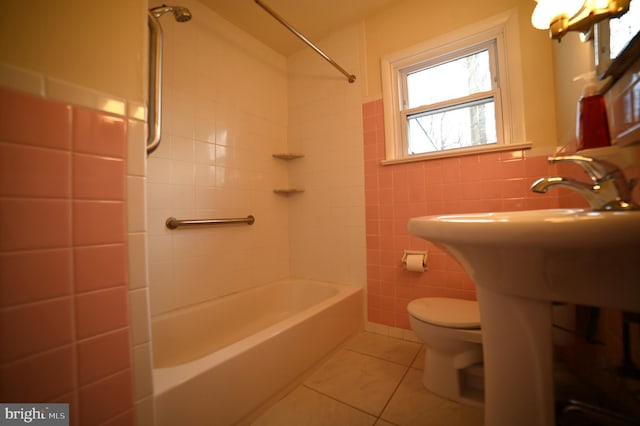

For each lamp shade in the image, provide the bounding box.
[532,0,584,29]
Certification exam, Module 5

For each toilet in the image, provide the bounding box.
[407,297,484,405]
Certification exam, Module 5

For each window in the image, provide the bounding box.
[381,10,527,163]
[595,0,640,76]
[403,42,499,155]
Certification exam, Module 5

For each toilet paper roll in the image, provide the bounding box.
[405,254,425,272]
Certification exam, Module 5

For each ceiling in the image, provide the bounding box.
[198,0,401,56]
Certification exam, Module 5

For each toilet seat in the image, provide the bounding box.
[408,297,480,329]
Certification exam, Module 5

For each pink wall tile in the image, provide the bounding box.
[77,329,131,386]
[0,345,75,402]
[75,287,129,339]
[0,89,133,423]
[74,244,127,293]
[101,409,136,426]
[0,88,71,150]
[0,249,73,307]
[0,199,71,251]
[0,298,73,363]
[51,391,78,426]
[362,98,562,329]
[72,108,125,158]
[78,369,133,426]
[0,143,71,198]
[73,154,125,200]
[73,201,126,246]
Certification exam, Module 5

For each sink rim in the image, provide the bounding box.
[408,208,640,248]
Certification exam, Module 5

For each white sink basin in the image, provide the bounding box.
[408,208,640,426]
[408,208,640,311]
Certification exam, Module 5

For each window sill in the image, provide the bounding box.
[380,142,532,166]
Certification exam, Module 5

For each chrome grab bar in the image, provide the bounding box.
[254,0,356,83]
[166,215,255,229]
[147,11,163,155]
[147,5,192,155]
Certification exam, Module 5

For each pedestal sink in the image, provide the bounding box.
[408,208,640,426]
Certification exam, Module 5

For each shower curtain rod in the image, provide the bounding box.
[254,0,356,83]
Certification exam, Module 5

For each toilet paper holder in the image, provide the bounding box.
[402,250,427,269]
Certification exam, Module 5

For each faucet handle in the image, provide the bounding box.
[548,155,620,183]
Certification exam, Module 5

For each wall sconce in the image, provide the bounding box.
[532,0,630,40]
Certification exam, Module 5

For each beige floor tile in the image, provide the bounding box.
[381,368,484,426]
[374,419,397,426]
[412,346,425,370]
[345,332,422,366]
[304,348,408,416]
[251,386,376,426]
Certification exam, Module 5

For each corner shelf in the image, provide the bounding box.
[273,153,304,195]
[272,153,304,160]
[273,188,305,195]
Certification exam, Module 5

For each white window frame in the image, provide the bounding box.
[380,9,529,164]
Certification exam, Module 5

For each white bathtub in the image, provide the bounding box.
[152,278,363,425]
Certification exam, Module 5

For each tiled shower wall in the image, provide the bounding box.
[146,0,290,318]
[0,83,142,425]
[287,23,366,287]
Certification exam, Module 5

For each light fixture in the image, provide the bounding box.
[532,0,631,41]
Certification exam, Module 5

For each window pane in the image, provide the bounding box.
[406,49,492,109]
[610,1,639,59]
[407,98,496,154]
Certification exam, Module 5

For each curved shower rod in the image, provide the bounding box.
[254,0,356,83]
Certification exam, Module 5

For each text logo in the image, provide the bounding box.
[0,404,68,425]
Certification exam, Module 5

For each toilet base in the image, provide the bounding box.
[422,347,484,406]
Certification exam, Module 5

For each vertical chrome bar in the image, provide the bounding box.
[254,0,356,83]
[147,12,163,155]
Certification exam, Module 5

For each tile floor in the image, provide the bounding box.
[251,331,484,426]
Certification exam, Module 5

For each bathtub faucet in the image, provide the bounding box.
[531,155,638,211]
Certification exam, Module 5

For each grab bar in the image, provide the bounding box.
[166,215,256,229]
[254,0,356,83]
[147,5,192,155]
[147,11,163,155]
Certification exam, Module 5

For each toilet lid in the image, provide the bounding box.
[407,297,481,329]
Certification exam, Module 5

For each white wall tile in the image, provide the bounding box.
[128,233,148,290]
[129,288,152,345]
[287,24,366,287]
[127,176,147,233]
[132,343,154,400]
[127,119,146,177]
[0,63,45,96]
[146,0,289,317]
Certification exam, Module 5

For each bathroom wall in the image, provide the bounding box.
[0,0,146,102]
[556,56,640,418]
[286,24,367,287]
[356,0,558,334]
[0,81,139,425]
[363,0,558,151]
[0,1,153,425]
[146,0,291,317]
[551,32,594,146]
[362,98,566,331]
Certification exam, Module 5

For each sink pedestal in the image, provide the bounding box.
[408,209,640,426]
[477,286,555,426]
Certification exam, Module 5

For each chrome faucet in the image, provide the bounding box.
[531,155,638,211]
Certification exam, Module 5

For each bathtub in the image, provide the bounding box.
[152,278,363,425]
